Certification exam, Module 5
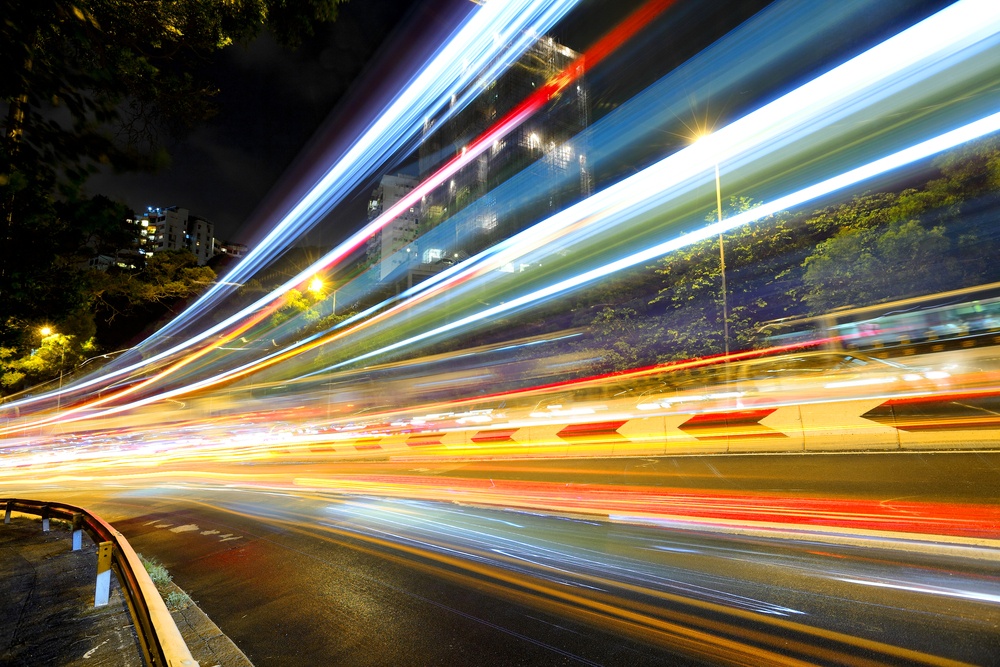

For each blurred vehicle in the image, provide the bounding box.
[761,281,1000,354]
[635,351,950,411]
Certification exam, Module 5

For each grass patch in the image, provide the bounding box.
[138,554,195,612]
[139,554,172,588]
[165,590,192,610]
[30,516,71,530]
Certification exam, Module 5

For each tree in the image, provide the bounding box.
[0,248,217,395]
[1,0,345,346]
[646,197,806,359]
[801,218,957,313]
[0,192,131,346]
[84,249,216,349]
[269,288,322,328]
[0,330,94,395]
[2,0,346,178]
[573,137,1000,367]
[797,136,1000,313]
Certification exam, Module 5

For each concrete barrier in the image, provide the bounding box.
[371,390,1000,460]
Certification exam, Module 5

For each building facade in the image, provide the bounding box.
[215,241,249,259]
[365,174,421,281]
[417,36,591,259]
[136,206,215,266]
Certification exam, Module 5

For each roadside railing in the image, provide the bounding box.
[3,498,198,667]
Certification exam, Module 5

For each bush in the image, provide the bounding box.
[165,590,192,610]
[138,554,194,611]
[139,554,172,588]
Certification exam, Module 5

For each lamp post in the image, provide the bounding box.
[39,326,65,410]
[713,161,730,358]
[309,275,336,315]
[696,133,731,358]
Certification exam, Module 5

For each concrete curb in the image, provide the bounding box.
[162,580,254,667]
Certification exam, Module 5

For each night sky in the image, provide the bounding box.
[84,0,948,247]
[87,0,426,243]
[83,0,703,245]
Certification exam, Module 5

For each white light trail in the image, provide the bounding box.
[303,0,1000,370]
[1,0,581,412]
[839,577,1000,604]
[330,111,1000,369]
[147,0,582,323]
[6,0,1000,418]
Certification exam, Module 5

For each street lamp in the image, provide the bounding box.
[308,275,337,315]
[713,159,730,358]
[695,133,730,358]
[39,326,65,410]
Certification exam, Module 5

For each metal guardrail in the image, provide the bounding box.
[3,498,198,667]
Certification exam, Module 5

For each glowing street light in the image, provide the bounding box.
[39,326,65,410]
[308,275,338,315]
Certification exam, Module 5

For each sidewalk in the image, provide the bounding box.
[1,516,253,667]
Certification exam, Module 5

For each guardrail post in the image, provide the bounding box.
[41,505,50,532]
[95,541,113,607]
[3,501,10,524]
[72,513,83,550]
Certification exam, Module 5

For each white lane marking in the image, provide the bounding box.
[170,524,199,533]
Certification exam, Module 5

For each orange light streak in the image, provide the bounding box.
[3,0,685,427]
[0,300,282,435]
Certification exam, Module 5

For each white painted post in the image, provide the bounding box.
[41,506,49,532]
[72,513,83,551]
[3,501,10,524]
[95,541,113,607]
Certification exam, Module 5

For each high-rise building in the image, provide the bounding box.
[138,206,182,254]
[418,36,591,257]
[136,206,215,266]
[187,214,214,266]
[365,174,421,280]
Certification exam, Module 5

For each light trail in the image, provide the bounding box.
[6,0,1000,432]
[0,0,584,413]
[249,0,1000,378]
[324,119,1000,369]
[0,0,677,417]
[3,90,974,435]
[136,0,583,338]
[3,15,1000,657]
[0,299,282,432]
[289,0,933,333]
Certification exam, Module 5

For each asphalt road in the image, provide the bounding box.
[24,451,999,666]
